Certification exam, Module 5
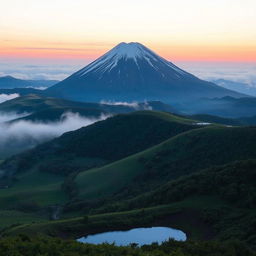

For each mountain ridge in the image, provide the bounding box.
[46,42,244,103]
[0,75,58,89]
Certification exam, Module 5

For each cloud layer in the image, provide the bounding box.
[0,112,109,157]
[178,62,256,87]
[0,93,20,103]
[100,100,152,110]
[0,61,86,80]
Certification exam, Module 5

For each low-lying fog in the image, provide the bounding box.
[0,93,20,103]
[100,100,153,110]
[0,111,109,158]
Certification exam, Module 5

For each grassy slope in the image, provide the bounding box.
[6,160,256,249]
[0,94,113,114]
[2,111,256,249]
[76,126,256,201]
[0,210,45,229]
[103,160,256,247]
[0,111,197,211]
[1,121,255,219]
[0,94,83,113]
[0,111,197,176]
[77,154,146,199]
[4,196,225,240]
[0,171,66,208]
[3,125,256,248]
[120,159,256,210]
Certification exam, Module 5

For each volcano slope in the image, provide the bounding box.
[46,42,243,103]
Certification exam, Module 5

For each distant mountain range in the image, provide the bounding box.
[1,43,255,119]
[178,96,256,118]
[0,88,43,96]
[212,79,256,97]
[0,94,177,118]
[0,75,58,89]
[46,42,244,103]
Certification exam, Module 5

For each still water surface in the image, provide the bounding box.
[77,227,187,246]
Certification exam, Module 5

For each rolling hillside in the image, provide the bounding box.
[73,126,256,203]
[0,94,107,114]
[0,95,181,159]
[101,160,256,247]
[0,111,198,211]
[5,160,256,249]
[0,94,177,120]
[0,111,196,176]
[1,112,256,249]
[2,115,256,216]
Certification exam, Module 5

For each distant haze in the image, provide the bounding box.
[1,61,255,87]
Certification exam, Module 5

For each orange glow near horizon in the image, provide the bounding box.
[1,43,256,62]
[1,0,256,63]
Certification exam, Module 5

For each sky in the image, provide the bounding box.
[1,0,256,63]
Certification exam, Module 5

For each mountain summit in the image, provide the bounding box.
[75,42,193,80]
[47,42,244,103]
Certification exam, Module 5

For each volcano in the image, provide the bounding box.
[46,42,244,103]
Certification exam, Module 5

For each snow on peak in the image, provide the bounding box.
[77,42,188,77]
[110,42,148,59]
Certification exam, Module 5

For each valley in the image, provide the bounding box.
[1,108,256,251]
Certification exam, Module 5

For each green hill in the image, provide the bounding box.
[74,126,256,204]
[0,111,196,175]
[0,95,183,159]
[120,159,256,210]
[0,94,117,115]
[188,114,243,126]
[0,94,177,118]
[7,160,256,249]
[2,114,256,249]
[0,95,111,159]
[0,94,87,113]
[0,111,197,210]
[102,160,256,248]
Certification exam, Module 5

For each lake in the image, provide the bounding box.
[77,226,187,246]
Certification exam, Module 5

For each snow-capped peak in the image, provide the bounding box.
[77,42,189,77]
[108,42,150,59]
